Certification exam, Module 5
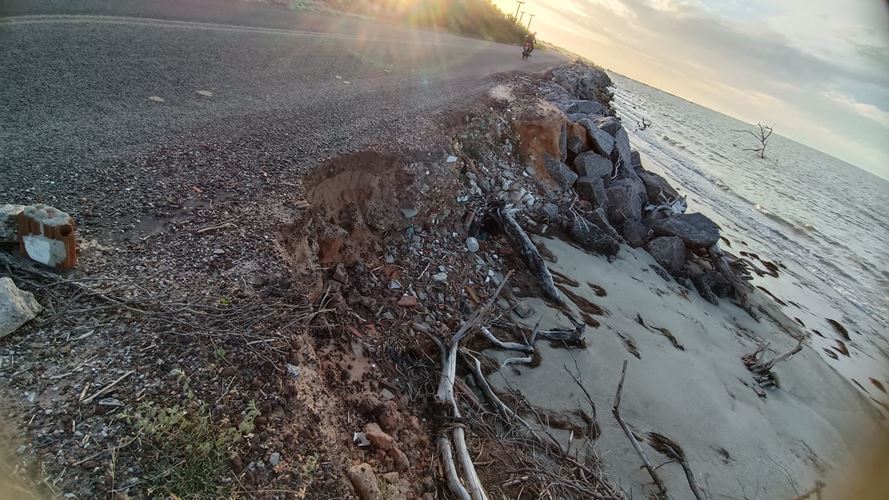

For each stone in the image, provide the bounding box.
[575,176,607,209]
[364,423,395,450]
[513,302,533,318]
[17,204,77,269]
[1,204,24,244]
[587,208,621,241]
[630,150,643,170]
[550,63,613,102]
[577,118,614,157]
[465,237,479,253]
[388,447,410,471]
[400,207,418,219]
[0,277,43,338]
[573,151,613,179]
[569,214,620,256]
[620,218,650,248]
[595,116,623,136]
[268,452,281,466]
[397,295,418,308]
[541,202,560,221]
[653,213,720,248]
[543,155,578,191]
[647,236,686,275]
[556,99,606,116]
[431,272,448,282]
[610,128,636,181]
[566,122,591,155]
[605,179,646,225]
[332,263,349,284]
[639,170,680,204]
[347,463,381,500]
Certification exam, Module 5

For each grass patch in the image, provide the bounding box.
[123,400,258,498]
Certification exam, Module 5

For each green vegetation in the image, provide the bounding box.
[122,400,259,498]
[304,0,533,44]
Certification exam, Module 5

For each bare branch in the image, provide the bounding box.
[612,360,669,498]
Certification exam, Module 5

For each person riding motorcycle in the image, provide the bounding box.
[522,33,536,59]
[524,33,536,53]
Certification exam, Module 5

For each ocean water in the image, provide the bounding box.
[609,73,889,409]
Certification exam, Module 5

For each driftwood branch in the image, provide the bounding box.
[743,338,805,388]
[612,360,669,498]
[646,433,704,500]
[492,205,562,304]
[708,244,755,318]
[480,326,535,353]
[427,273,512,500]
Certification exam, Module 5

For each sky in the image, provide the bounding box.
[492,0,889,179]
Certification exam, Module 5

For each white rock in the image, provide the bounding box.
[465,237,479,253]
[0,277,43,338]
[446,155,458,163]
[432,272,448,282]
[268,452,281,466]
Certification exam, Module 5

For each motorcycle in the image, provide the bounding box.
[522,42,533,60]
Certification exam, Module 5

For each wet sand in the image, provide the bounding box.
[488,235,883,498]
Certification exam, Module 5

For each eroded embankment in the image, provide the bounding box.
[276,62,885,500]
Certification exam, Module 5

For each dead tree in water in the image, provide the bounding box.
[734,123,774,159]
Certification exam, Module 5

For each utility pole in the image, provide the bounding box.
[513,0,525,20]
[527,13,536,29]
[518,10,525,24]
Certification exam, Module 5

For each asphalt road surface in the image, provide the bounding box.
[1,0,566,193]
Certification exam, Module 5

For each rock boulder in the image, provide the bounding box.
[347,463,381,500]
[573,151,613,179]
[605,178,646,225]
[566,122,591,155]
[648,237,686,275]
[653,213,720,248]
[577,118,614,157]
[0,277,43,338]
[575,176,607,208]
[570,214,620,256]
[620,218,650,248]
[544,155,578,191]
[639,170,680,204]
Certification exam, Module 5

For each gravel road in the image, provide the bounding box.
[1,0,566,200]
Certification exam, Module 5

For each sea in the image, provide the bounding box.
[608,73,889,410]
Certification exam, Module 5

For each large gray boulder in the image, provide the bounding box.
[595,116,623,136]
[610,128,637,181]
[605,178,646,225]
[0,277,43,338]
[1,204,24,244]
[544,155,578,191]
[639,170,680,203]
[577,119,614,157]
[630,150,643,170]
[653,213,720,248]
[620,218,650,248]
[570,213,620,256]
[575,176,607,208]
[558,100,605,117]
[587,207,621,241]
[573,151,613,179]
[551,64,613,102]
[648,236,686,275]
